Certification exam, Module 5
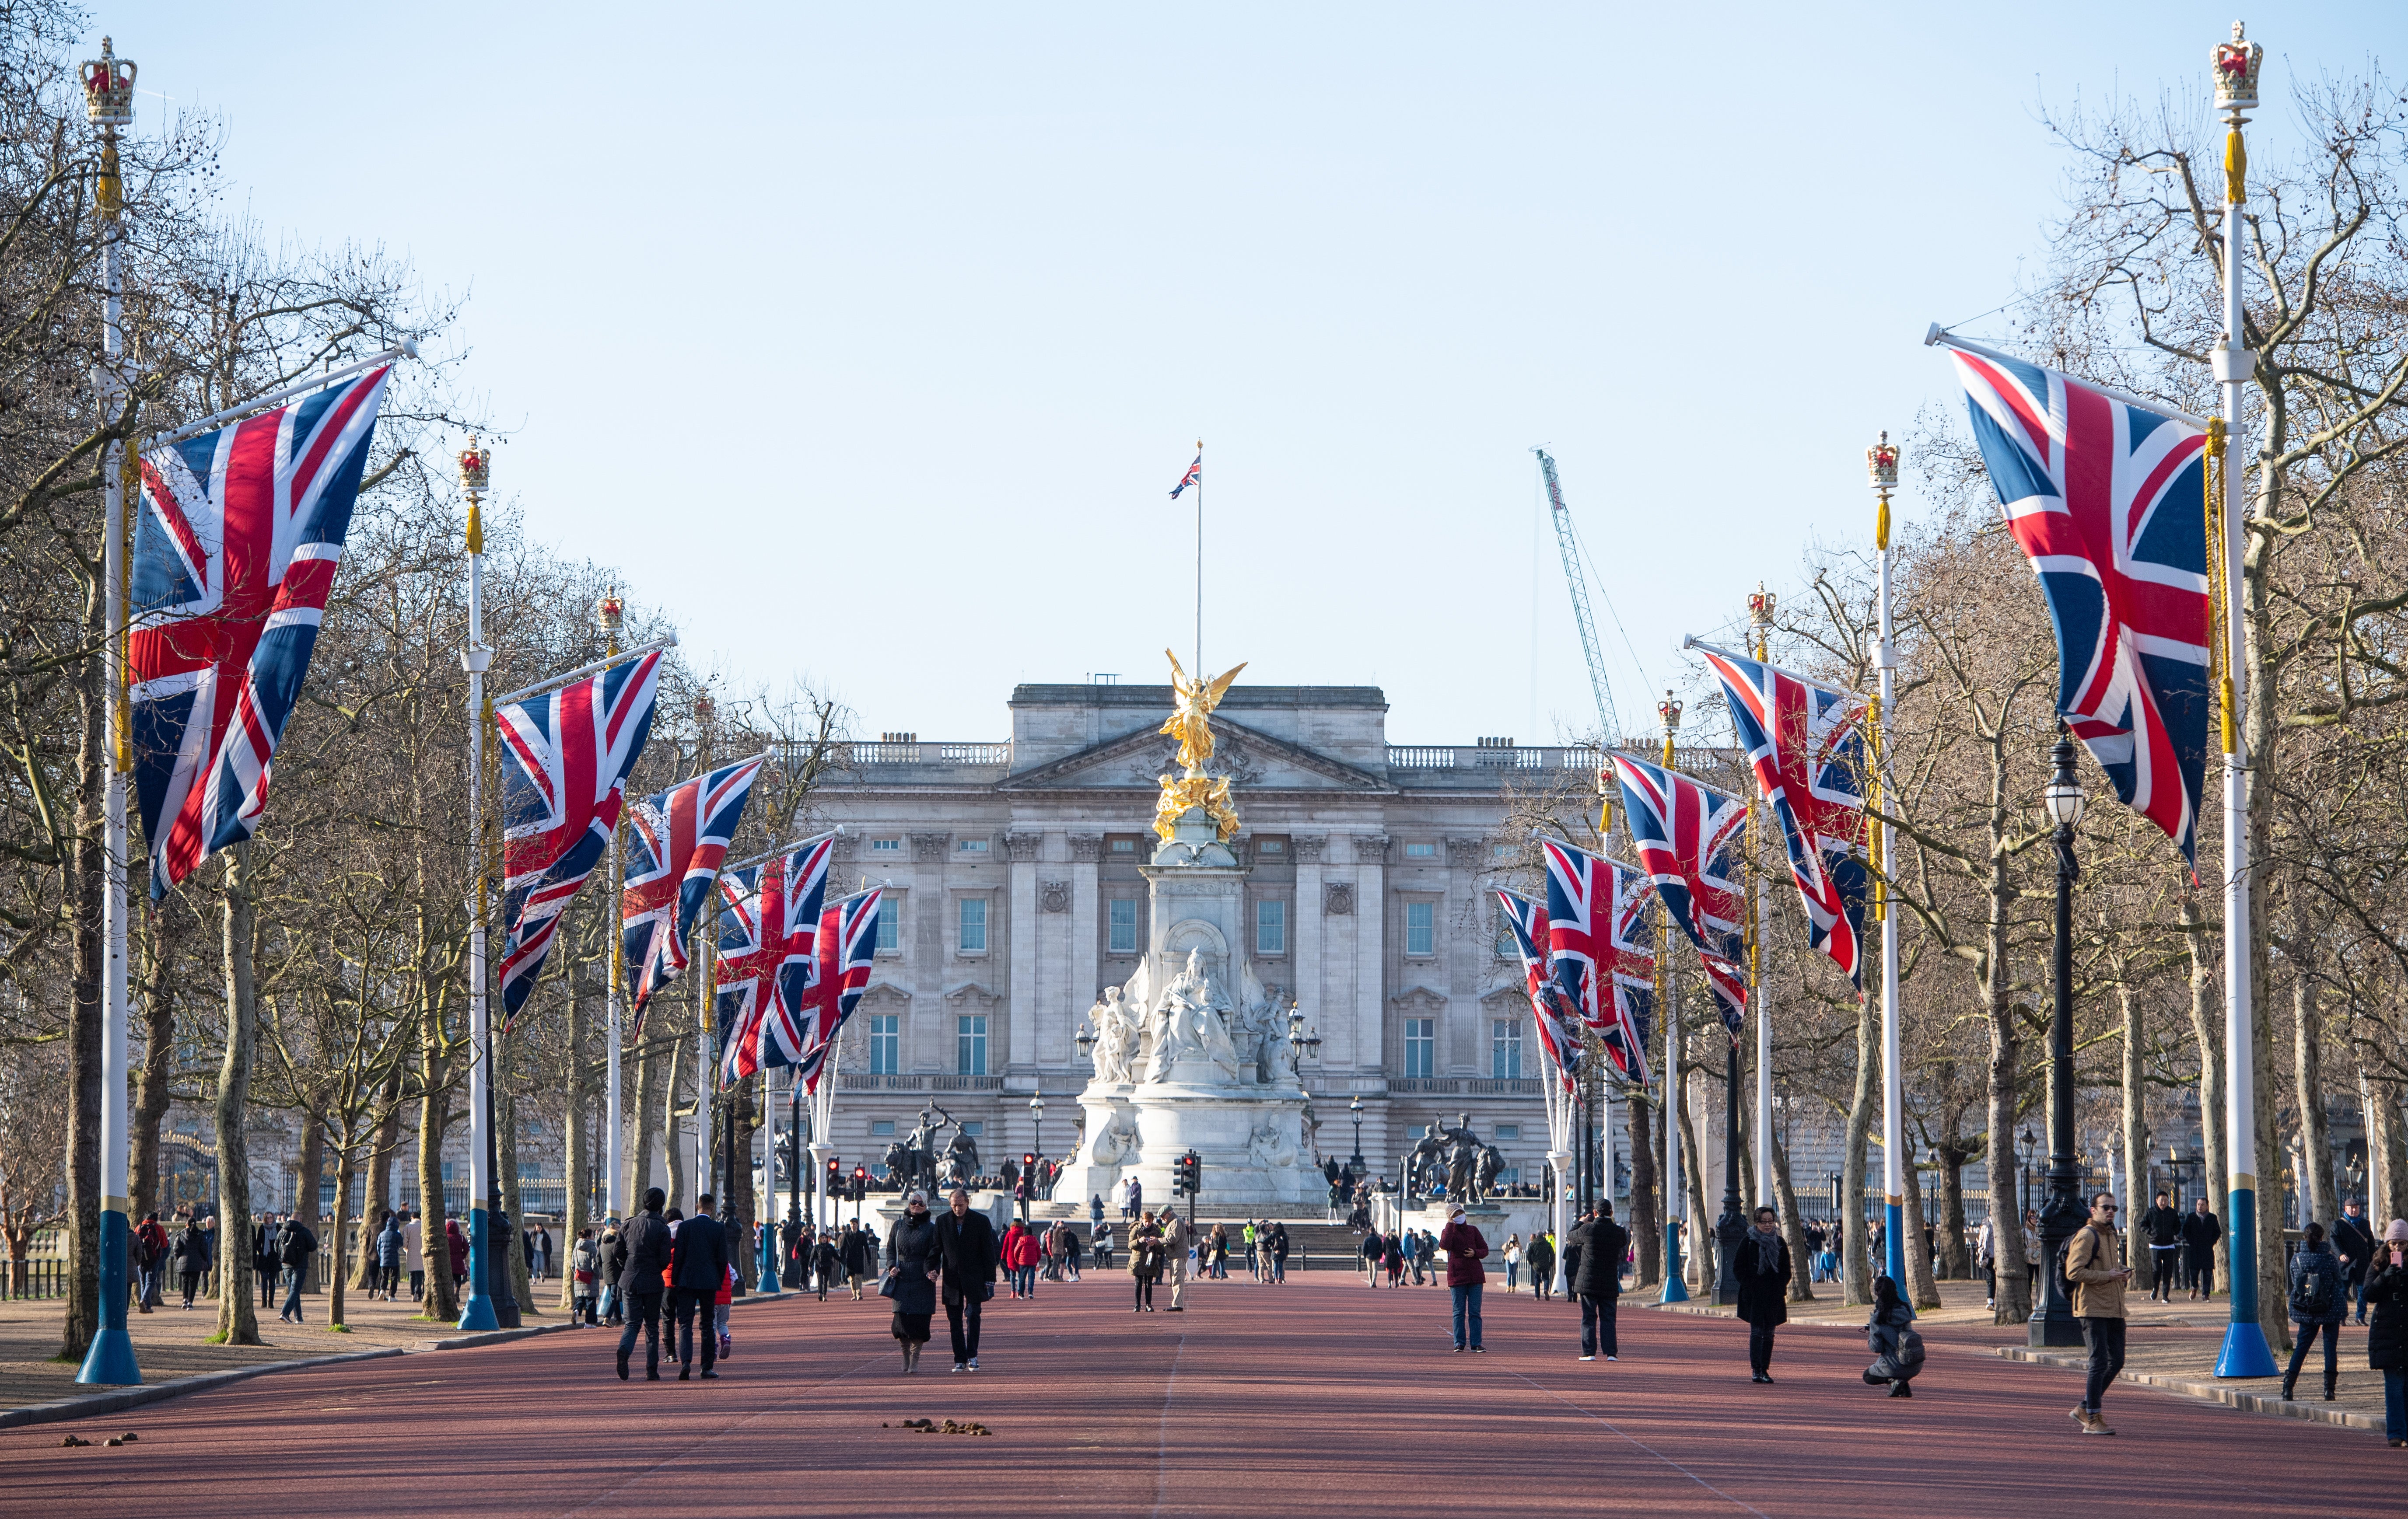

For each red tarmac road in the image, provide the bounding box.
[0,1275,2388,1516]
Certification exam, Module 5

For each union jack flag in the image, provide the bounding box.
[1169,453,1201,499]
[129,366,392,894]
[1695,643,1869,984]
[1612,754,1747,1040]
[1950,346,2211,862]
[1541,839,1656,1084]
[620,755,765,1031]
[495,651,662,1024]
[714,834,835,1086]
[787,888,883,1094]
[1495,890,1582,1094]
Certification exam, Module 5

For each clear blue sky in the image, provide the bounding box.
[101,3,2390,745]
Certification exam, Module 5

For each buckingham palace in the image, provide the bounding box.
[805,677,1610,1200]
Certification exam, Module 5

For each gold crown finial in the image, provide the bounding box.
[82,36,136,126]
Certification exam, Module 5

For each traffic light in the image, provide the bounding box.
[825,1157,841,1190]
[1172,1151,1200,1198]
[850,1166,868,1202]
[1023,1152,1036,1173]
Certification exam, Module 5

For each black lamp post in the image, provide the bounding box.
[2030,728,2087,1348]
[1348,1095,1365,1177]
[2020,1126,2036,1216]
[1712,1037,1746,1306]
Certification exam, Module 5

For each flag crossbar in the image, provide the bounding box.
[722,828,842,876]
[144,342,417,450]
[1680,634,1871,705]
[495,635,678,706]
[1924,325,2212,430]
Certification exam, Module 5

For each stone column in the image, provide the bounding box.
[1353,834,1388,1091]
[909,832,951,1072]
[1292,835,1326,1070]
[1070,836,1104,1048]
[1004,831,1041,1088]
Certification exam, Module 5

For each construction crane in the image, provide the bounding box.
[1533,448,1619,747]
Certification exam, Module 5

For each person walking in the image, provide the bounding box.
[1438,1201,1490,1353]
[1362,1227,1384,1287]
[2064,1191,2132,1434]
[444,1215,469,1292]
[1124,1175,1142,1221]
[615,1189,672,1381]
[666,1195,729,1380]
[2181,1197,2219,1299]
[1565,1203,1629,1362]
[812,1229,840,1302]
[2281,1220,2347,1403]
[933,1187,1000,1370]
[1092,1221,1113,1271]
[273,1211,318,1323]
[133,1212,168,1313]
[1001,1220,1037,1300]
[1862,1274,1924,1397]
[1502,1234,1522,1296]
[371,1211,402,1301]
[1974,1215,1998,1310]
[2136,1191,2183,1303]
[2335,1200,2378,1325]
[1734,1206,1791,1384]
[174,1214,211,1309]
[842,1221,874,1299]
[883,1191,939,1373]
[1162,1208,1193,1312]
[1130,1212,1165,1311]
[1527,1228,1556,1302]
[402,1210,425,1302]
[599,1220,627,1325]
[254,1213,280,1309]
[2021,1208,2043,1300]
[2365,1219,2408,1447]
[569,1227,599,1324]
[1269,1221,1289,1283]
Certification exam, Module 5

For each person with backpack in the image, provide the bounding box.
[2282,1220,2347,1402]
[275,1212,320,1323]
[1527,1229,1557,1302]
[2365,1219,2408,1447]
[569,1226,600,1324]
[2063,1191,2132,1435]
[133,1212,169,1313]
[1862,1273,1924,1397]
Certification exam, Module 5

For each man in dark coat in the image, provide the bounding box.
[2334,1200,2378,1324]
[275,1213,318,1323]
[616,1187,672,1381]
[1525,1229,1556,1302]
[1732,1206,1792,1384]
[668,1194,731,1380]
[932,1188,1000,1370]
[1563,1203,1630,1362]
[2180,1198,2220,1298]
[254,1213,280,1308]
[2136,1191,2184,1302]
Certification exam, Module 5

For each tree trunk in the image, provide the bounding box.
[1939,1146,1970,1279]
[129,901,186,1227]
[2369,1075,2408,1227]
[63,603,104,1362]
[295,1117,325,1281]
[500,1076,532,1315]
[1843,987,1877,1306]
[2180,893,2230,1296]
[354,1078,402,1289]
[2289,894,2334,1229]
[416,1037,458,1323]
[661,1035,684,1213]
[2118,975,2151,1254]
[1627,1092,1660,1285]
[1676,1066,1711,1289]
[1772,1121,1814,1302]
[214,844,261,1347]
[326,1142,354,1327]
[629,1041,659,1217]
[1896,1129,1942,1310]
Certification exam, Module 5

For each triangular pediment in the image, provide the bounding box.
[999,717,1393,794]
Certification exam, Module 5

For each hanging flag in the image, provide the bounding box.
[1169,452,1201,499]
[1948,346,2211,862]
[1540,839,1656,1084]
[620,754,765,1030]
[1495,889,1582,1095]
[788,887,883,1094]
[129,365,393,893]
[714,834,836,1086]
[495,651,663,1024]
[1611,754,1747,1040]
[1694,643,1870,985]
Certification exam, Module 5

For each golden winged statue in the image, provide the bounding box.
[1153,650,1247,844]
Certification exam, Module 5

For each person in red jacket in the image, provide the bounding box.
[1438,1201,1491,1352]
[133,1212,170,1313]
[1001,1222,1041,1299]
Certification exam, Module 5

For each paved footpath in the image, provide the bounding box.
[0,1275,2390,1516]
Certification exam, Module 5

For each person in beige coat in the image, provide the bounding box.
[2063,1191,2134,1435]
[1161,1210,1193,1311]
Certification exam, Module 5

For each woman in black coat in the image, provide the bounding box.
[1732,1207,1793,1384]
[2366,1219,2408,1447]
[882,1192,939,1373]
[175,1219,212,1309]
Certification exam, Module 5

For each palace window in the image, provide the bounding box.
[1406,900,1436,956]
[1404,842,1436,859]
[870,837,903,854]
[958,838,989,854]
[869,1014,900,1075]
[1259,838,1285,855]
[1256,898,1287,957]
[958,897,987,953]
[1495,1124,1521,1142]
[1108,898,1138,955]
[875,896,902,952]
[958,1015,988,1076]
[870,1120,896,1138]
[1404,1017,1435,1079]
[1112,838,1136,854]
[1491,1019,1522,1080]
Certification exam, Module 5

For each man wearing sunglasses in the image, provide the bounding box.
[2063,1192,2134,1435]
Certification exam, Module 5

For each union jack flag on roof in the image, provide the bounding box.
[1541,838,1655,1084]
[788,888,883,1094]
[1495,889,1582,1095]
[620,755,765,1032]
[1612,754,1747,1041]
[1694,643,1869,985]
[715,834,836,1086]
[495,651,662,1025]
[129,366,392,894]
[1948,346,2211,863]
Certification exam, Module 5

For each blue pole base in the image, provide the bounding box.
[1660,1225,1690,1302]
[457,1291,500,1333]
[1884,1200,1907,1286]
[77,1327,141,1386]
[2215,1320,2278,1378]
[79,1208,140,1385]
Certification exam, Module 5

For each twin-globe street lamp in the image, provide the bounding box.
[2031,728,2087,1348]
